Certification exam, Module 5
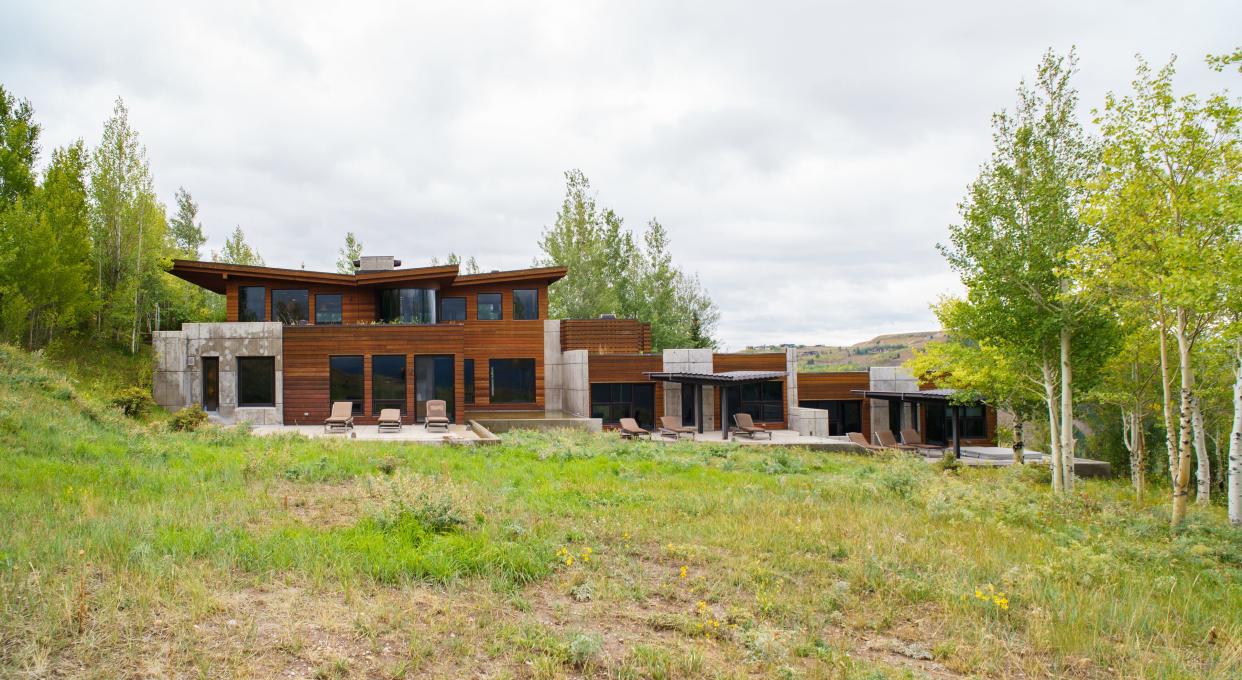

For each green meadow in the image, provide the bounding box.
[1,344,1239,679]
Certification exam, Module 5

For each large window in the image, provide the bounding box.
[271,289,309,325]
[372,355,406,415]
[513,289,538,320]
[591,383,655,429]
[440,297,466,322]
[237,357,275,407]
[957,405,987,439]
[464,359,475,404]
[489,358,535,403]
[799,399,862,436]
[725,381,784,423]
[238,286,265,322]
[477,293,502,320]
[377,288,437,324]
[416,355,455,422]
[315,294,342,324]
[329,355,364,415]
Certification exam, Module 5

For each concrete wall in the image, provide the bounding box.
[152,322,284,425]
[662,348,714,429]
[543,320,564,412]
[868,366,917,441]
[784,348,800,431]
[791,407,830,437]
[561,349,590,416]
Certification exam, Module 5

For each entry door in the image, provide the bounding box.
[202,357,219,412]
[415,355,455,423]
[924,403,946,444]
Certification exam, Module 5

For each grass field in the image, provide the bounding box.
[2,345,1240,679]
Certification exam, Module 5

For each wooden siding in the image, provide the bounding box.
[712,353,788,428]
[796,371,872,439]
[225,278,379,324]
[560,319,652,354]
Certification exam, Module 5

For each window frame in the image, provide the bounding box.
[512,289,538,320]
[236,356,276,407]
[376,288,438,324]
[476,293,503,321]
[238,286,266,322]
[271,289,309,325]
[488,358,535,403]
[590,382,656,429]
[328,355,365,415]
[727,380,784,424]
[315,293,343,325]
[440,296,467,322]
[371,354,407,416]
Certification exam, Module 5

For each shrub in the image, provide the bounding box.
[110,386,155,417]
[935,450,961,472]
[566,632,603,669]
[170,405,208,431]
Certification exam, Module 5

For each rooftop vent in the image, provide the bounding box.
[598,313,617,320]
[353,256,401,272]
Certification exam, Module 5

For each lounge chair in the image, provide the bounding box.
[618,417,650,440]
[378,408,403,433]
[732,413,772,439]
[847,432,884,451]
[658,416,695,440]
[875,430,916,451]
[425,400,450,432]
[900,427,942,452]
[324,401,354,433]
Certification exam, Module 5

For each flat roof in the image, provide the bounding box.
[853,388,980,403]
[644,370,787,385]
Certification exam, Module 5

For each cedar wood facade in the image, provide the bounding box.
[153,257,995,445]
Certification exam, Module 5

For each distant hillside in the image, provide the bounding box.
[745,331,946,372]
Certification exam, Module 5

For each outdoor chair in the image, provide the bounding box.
[732,413,773,439]
[875,430,917,451]
[658,416,695,440]
[618,417,650,440]
[425,400,450,432]
[847,432,885,451]
[900,427,942,452]
[377,408,403,433]
[324,401,354,433]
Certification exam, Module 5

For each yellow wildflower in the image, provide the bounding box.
[679,565,688,579]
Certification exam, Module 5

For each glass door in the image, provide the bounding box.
[202,357,219,412]
[415,355,455,423]
[924,402,947,444]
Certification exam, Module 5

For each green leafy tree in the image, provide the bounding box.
[169,187,206,259]
[0,85,39,209]
[213,225,264,266]
[430,252,481,274]
[335,231,362,273]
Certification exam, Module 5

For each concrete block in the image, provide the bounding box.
[663,349,689,367]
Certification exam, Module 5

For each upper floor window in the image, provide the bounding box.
[513,289,538,320]
[271,289,309,325]
[377,288,437,324]
[315,294,342,325]
[440,297,466,322]
[238,286,265,322]
[477,293,502,320]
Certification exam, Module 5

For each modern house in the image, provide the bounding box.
[152,255,994,447]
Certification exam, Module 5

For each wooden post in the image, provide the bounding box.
[722,386,730,441]
[695,383,703,434]
[952,405,961,459]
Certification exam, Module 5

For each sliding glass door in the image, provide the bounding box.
[415,355,455,423]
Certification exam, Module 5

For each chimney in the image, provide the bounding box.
[353,255,401,272]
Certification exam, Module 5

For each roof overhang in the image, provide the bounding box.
[644,370,787,386]
[853,389,982,405]
[167,259,566,294]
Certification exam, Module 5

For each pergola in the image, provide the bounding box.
[644,370,787,441]
[853,388,982,458]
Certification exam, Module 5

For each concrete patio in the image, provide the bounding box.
[250,423,484,444]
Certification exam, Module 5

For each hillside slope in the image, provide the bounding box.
[748,331,946,372]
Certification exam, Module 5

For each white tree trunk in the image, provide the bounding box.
[1041,358,1063,493]
[1228,342,1241,526]
[1060,326,1075,492]
[1012,417,1025,466]
[1159,317,1177,486]
[1171,309,1195,527]
[1191,394,1210,505]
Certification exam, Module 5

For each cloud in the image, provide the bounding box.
[2,0,1238,346]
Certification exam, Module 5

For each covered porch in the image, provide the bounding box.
[644,369,787,441]
[855,388,984,458]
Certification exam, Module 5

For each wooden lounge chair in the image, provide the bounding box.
[875,430,917,451]
[425,400,450,432]
[900,427,942,452]
[618,417,650,440]
[324,401,354,433]
[847,432,884,451]
[732,413,773,439]
[378,408,403,433]
[658,416,695,440]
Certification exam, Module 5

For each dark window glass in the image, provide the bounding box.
[329,355,364,415]
[372,355,406,415]
[440,297,466,322]
[489,358,534,403]
[271,289,309,325]
[513,289,538,320]
[237,357,275,407]
[238,286,265,321]
[377,288,437,324]
[959,405,987,438]
[477,293,502,320]
[415,355,455,422]
[798,399,862,436]
[464,359,475,404]
[590,382,656,429]
[315,294,342,324]
[726,380,784,424]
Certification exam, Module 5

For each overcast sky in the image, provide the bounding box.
[2,2,1238,348]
